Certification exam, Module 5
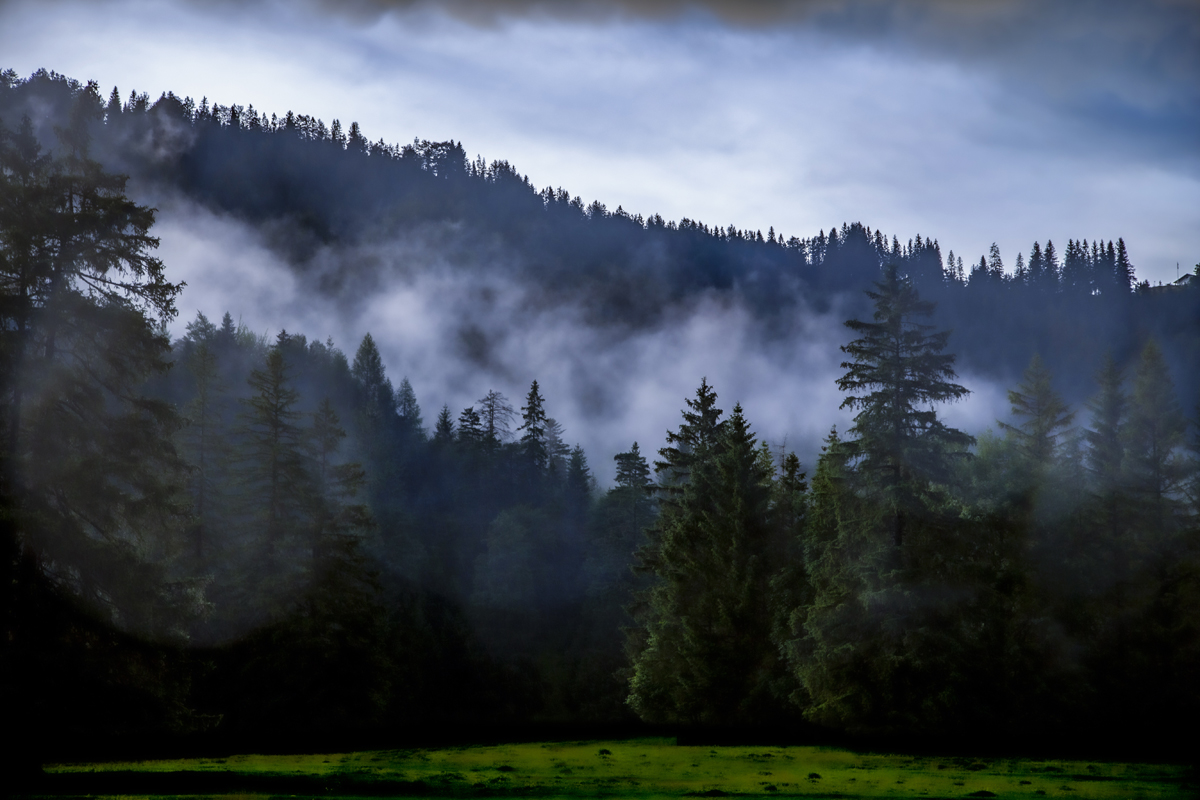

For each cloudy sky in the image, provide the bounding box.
[2,0,1196,475]
[4,0,1197,284]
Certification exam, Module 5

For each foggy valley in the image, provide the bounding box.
[0,0,1198,788]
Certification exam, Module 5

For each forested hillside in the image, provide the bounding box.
[1,69,1196,402]
[1,70,1198,767]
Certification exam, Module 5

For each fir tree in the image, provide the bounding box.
[1124,340,1188,533]
[0,85,193,630]
[396,376,422,431]
[1085,354,1126,489]
[241,344,308,550]
[653,376,723,493]
[628,399,780,724]
[456,406,484,448]
[351,333,394,419]
[1114,238,1134,293]
[519,380,548,469]
[837,263,972,545]
[1000,354,1076,469]
[181,316,228,559]
[433,405,455,444]
[565,444,591,513]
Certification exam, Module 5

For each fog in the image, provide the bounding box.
[154,193,1011,483]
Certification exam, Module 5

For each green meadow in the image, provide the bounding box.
[34,739,1194,798]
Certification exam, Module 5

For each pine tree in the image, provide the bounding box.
[785,427,868,724]
[1042,240,1060,290]
[544,417,571,477]
[351,333,395,419]
[1124,340,1188,534]
[628,398,780,724]
[1063,239,1089,293]
[565,444,591,514]
[987,242,1004,280]
[309,398,371,555]
[0,88,200,768]
[653,376,723,493]
[1000,354,1076,469]
[241,343,308,550]
[433,405,455,444]
[180,314,229,559]
[615,442,652,494]
[837,263,972,545]
[584,442,655,623]
[518,381,548,493]
[1028,241,1046,287]
[396,376,422,432]
[456,406,483,448]
[0,86,192,626]
[1114,238,1134,293]
[1085,354,1126,489]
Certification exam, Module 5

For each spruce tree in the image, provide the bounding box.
[351,333,394,420]
[837,263,972,545]
[518,381,549,501]
[545,417,571,477]
[396,376,422,432]
[1086,354,1126,487]
[241,343,308,551]
[456,406,483,448]
[433,405,455,444]
[653,376,723,493]
[0,88,199,767]
[181,315,229,560]
[1000,354,1076,469]
[519,380,548,472]
[1124,340,1188,534]
[1114,238,1134,293]
[0,86,191,624]
[565,444,591,517]
[614,442,652,494]
[628,398,779,724]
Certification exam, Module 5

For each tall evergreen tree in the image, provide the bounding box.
[241,342,308,551]
[0,87,199,768]
[396,376,422,431]
[433,404,455,444]
[627,402,779,724]
[565,444,591,516]
[1114,238,1134,293]
[1124,340,1188,534]
[309,398,371,555]
[999,354,1076,469]
[653,376,723,492]
[0,85,190,619]
[351,333,394,420]
[518,381,549,495]
[837,263,972,545]
[1085,354,1126,489]
[456,406,483,448]
[181,313,228,559]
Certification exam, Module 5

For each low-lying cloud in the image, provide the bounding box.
[155,193,1009,484]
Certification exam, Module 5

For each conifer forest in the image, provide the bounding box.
[1,68,1198,774]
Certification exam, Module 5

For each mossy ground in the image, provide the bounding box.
[37,738,1194,798]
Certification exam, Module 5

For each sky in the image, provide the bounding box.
[3,0,1197,283]
[1,0,1197,478]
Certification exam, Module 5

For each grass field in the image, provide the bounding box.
[34,738,1195,798]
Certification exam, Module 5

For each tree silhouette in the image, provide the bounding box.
[837,263,972,545]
